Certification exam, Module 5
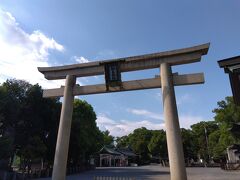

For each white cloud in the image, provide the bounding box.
[127,108,207,130]
[73,56,101,85]
[74,56,90,63]
[127,108,163,120]
[96,111,208,137]
[177,93,193,106]
[179,114,207,129]
[96,113,165,137]
[0,9,65,88]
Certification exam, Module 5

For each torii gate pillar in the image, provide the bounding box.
[161,63,187,180]
[52,75,76,180]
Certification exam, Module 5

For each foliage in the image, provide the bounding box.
[68,99,103,165]
[191,121,218,162]
[213,97,240,139]
[116,135,129,148]
[148,130,167,158]
[114,97,240,164]
[181,128,197,161]
[0,79,110,169]
[102,130,114,147]
[210,97,240,159]
[1,78,239,168]
[0,136,13,160]
[127,127,152,163]
[0,79,61,169]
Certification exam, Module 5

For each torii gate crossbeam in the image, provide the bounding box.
[38,43,210,180]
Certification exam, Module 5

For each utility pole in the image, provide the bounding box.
[204,126,210,165]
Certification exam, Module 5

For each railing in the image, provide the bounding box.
[94,177,136,180]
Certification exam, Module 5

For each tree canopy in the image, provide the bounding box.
[68,99,104,165]
[1,79,239,169]
[115,97,240,164]
[210,97,240,159]
[0,79,110,170]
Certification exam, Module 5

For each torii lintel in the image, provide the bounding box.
[38,43,209,80]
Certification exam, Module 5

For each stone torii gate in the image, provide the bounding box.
[38,43,210,180]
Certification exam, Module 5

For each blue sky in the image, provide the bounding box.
[0,0,239,136]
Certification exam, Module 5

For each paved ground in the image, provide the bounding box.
[39,164,240,180]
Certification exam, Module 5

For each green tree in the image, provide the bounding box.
[0,79,32,168]
[16,83,62,169]
[128,127,152,164]
[0,80,61,169]
[181,128,197,161]
[116,135,129,148]
[68,99,103,166]
[148,130,167,158]
[0,85,6,132]
[208,130,223,159]
[209,97,240,159]
[191,121,218,162]
[0,136,13,169]
[213,97,240,139]
[102,130,114,147]
[0,79,106,169]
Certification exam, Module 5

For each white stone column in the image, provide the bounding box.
[161,63,187,180]
[52,75,76,180]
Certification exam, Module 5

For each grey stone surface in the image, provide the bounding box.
[38,165,240,180]
[43,73,204,98]
[38,43,209,80]
[161,63,187,180]
[52,75,76,180]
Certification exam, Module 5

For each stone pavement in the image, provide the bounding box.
[38,164,240,180]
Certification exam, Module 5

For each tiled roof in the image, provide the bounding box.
[116,148,137,157]
[98,146,137,157]
[99,146,122,155]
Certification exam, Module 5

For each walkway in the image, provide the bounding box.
[38,164,240,180]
